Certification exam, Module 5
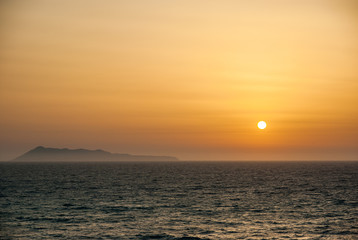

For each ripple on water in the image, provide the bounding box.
[0,161,357,239]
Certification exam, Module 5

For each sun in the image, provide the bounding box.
[257,121,267,130]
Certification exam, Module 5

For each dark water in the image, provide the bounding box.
[1,161,357,239]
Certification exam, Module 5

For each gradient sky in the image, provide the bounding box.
[1,0,357,160]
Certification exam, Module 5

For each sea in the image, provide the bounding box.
[0,161,357,240]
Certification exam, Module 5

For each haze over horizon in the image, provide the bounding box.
[1,0,357,161]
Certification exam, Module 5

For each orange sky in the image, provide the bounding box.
[1,0,357,160]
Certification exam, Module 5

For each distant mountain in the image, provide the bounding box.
[12,146,179,162]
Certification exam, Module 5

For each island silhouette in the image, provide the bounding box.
[12,146,179,162]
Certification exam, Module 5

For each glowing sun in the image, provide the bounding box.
[257,121,267,129]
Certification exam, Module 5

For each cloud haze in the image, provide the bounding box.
[1,0,357,160]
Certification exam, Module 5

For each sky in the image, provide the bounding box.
[1,0,357,161]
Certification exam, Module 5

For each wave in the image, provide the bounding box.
[138,234,210,240]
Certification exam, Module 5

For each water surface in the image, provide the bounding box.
[1,161,357,239]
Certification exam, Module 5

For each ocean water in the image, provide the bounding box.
[0,161,357,240]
